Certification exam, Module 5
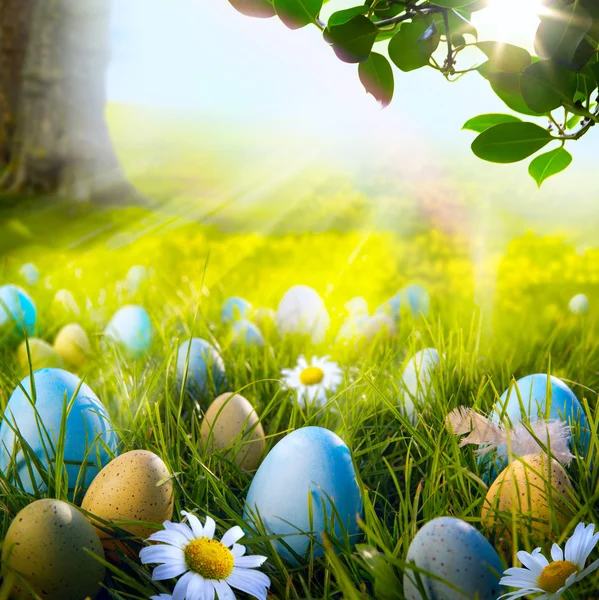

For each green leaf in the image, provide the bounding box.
[228,0,275,18]
[324,15,378,63]
[471,122,553,163]
[520,60,578,113]
[433,8,478,41]
[429,0,480,7]
[462,113,522,133]
[476,41,531,73]
[388,18,440,72]
[328,6,368,27]
[478,66,544,116]
[274,0,323,29]
[528,147,572,187]
[358,52,394,108]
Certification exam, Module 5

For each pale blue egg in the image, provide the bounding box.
[19,263,39,286]
[231,320,264,347]
[221,296,253,324]
[126,265,150,293]
[569,293,589,315]
[480,374,590,480]
[0,368,119,496]
[400,284,430,318]
[243,426,363,565]
[403,517,503,600]
[0,284,37,338]
[104,305,153,358]
[375,294,401,322]
[176,338,226,400]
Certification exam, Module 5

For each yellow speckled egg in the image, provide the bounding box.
[482,453,574,545]
[54,323,92,369]
[201,392,266,471]
[1,499,105,600]
[81,450,174,547]
[16,338,64,376]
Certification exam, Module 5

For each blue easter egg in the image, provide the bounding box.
[480,374,590,479]
[400,284,430,318]
[0,368,119,495]
[104,305,153,358]
[375,294,401,322]
[176,338,226,400]
[0,284,37,338]
[19,263,39,286]
[221,296,253,324]
[231,320,264,347]
[403,517,503,600]
[243,426,363,565]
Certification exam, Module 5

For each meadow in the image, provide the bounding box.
[1,105,599,599]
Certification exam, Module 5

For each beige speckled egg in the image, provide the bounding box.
[482,453,574,545]
[1,499,105,600]
[81,450,174,547]
[54,323,92,369]
[16,338,64,376]
[201,392,266,470]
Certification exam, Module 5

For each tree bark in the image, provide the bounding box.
[1,0,136,204]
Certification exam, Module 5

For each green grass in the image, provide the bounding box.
[1,105,599,598]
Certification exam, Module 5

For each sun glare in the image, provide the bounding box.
[471,0,545,49]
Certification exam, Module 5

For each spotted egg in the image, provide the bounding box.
[243,426,362,565]
[0,368,119,495]
[82,449,174,548]
[0,284,37,339]
[1,499,105,600]
[104,304,153,358]
[221,296,253,324]
[176,337,227,402]
[201,393,266,470]
[16,338,64,375]
[54,323,92,369]
[403,517,503,600]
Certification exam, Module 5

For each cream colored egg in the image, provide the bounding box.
[1,499,105,600]
[16,338,64,376]
[482,453,574,545]
[54,323,92,369]
[201,392,266,471]
[81,450,175,549]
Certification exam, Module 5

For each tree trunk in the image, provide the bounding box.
[1,0,136,204]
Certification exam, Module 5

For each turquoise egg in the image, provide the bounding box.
[400,284,430,318]
[0,368,119,495]
[403,517,503,600]
[221,296,253,324]
[375,294,401,322]
[0,284,37,338]
[176,338,226,400]
[480,374,590,480]
[230,320,264,347]
[243,427,363,565]
[19,263,39,286]
[104,305,153,358]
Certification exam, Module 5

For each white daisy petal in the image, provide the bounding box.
[151,562,189,581]
[213,579,236,600]
[227,567,270,600]
[550,543,564,562]
[577,557,599,580]
[164,521,196,541]
[231,544,246,558]
[173,571,195,600]
[203,516,216,540]
[234,554,268,569]
[139,544,185,565]
[151,595,173,600]
[221,525,244,547]
[186,573,211,600]
[182,511,205,538]
[147,529,189,548]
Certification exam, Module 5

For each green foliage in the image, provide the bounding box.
[528,147,573,187]
[227,0,599,186]
[462,113,521,133]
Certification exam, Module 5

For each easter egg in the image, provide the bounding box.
[403,517,503,600]
[375,294,401,322]
[399,348,440,422]
[362,314,396,340]
[336,315,370,343]
[569,293,589,315]
[126,265,150,293]
[82,450,174,546]
[0,284,36,338]
[19,263,39,286]
[1,499,105,600]
[53,288,80,316]
[201,393,266,470]
[104,305,153,358]
[16,338,64,375]
[482,454,574,545]
[0,368,119,495]
[221,296,253,324]
[230,319,265,347]
[176,338,226,400]
[345,296,369,317]
[276,285,330,344]
[400,284,430,318]
[243,426,362,565]
[54,323,92,369]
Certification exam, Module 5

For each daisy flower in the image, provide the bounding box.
[140,510,270,600]
[500,522,599,599]
[281,355,343,405]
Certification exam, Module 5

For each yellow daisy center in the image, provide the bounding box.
[299,366,325,386]
[184,537,234,580]
[536,560,578,593]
